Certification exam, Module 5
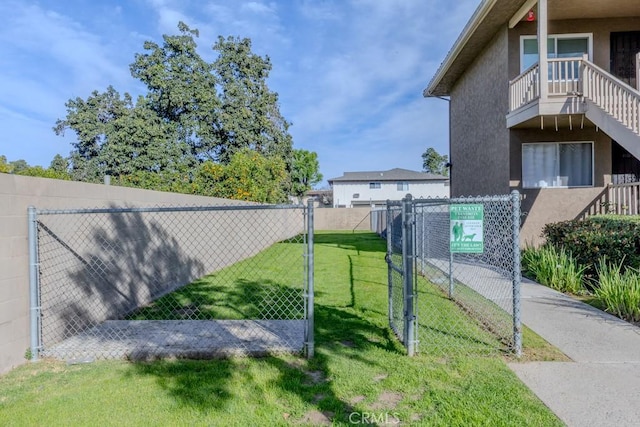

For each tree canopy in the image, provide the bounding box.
[422,147,449,176]
[53,22,315,203]
[0,155,71,180]
[290,149,323,197]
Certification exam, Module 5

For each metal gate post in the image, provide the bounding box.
[306,199,315,359]
[402,195,416,356]
[511,190,522,357]
[385,201,393,327]
[28,206,41,362]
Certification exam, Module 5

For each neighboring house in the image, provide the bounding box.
[328,168,449,208]
[424,0,640,244]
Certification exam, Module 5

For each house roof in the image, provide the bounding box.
[423,0,522,97]
[328,168,448,183]
[423,0,640,97]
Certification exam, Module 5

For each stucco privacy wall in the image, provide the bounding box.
[314,208,372,231]
[450,28,510,197]
[0,174,302,374]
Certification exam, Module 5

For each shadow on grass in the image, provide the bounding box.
[129,303,404,423]
[127,278,304,321]
[127,231,403,421]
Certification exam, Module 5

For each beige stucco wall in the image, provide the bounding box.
[0,174,303,374]
[450,28,511,197]
[314,208,372,231]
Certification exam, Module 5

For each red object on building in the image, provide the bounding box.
[526,10,535,21]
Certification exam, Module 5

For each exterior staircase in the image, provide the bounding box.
[509,55,640,161]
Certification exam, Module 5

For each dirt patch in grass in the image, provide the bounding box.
[370,391,403,410]
[304,370,326,385]
[350,395,366,405]
[299,409,333,425]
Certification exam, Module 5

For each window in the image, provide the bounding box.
[522,142,593,188]
[369,182,381,189]
[521,33,592,73]
[397,182,409,191]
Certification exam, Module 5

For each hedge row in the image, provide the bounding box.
[542,216,640,278]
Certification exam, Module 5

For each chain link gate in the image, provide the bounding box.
[28,201,314,362]
[383,192,521,357]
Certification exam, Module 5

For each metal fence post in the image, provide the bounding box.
[306,199,315,359]
[511,190,522,357]
[402,195,415,356]
[28,206,40,362]
[386,202,393,327]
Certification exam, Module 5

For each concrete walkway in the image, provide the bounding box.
[509,279,640,427]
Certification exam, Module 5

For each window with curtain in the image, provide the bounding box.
[397,182,409,191]
[521,34,591,74]
[522,142,593,188]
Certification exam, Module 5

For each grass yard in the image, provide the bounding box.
[0,231,563,426]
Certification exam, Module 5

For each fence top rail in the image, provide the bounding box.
[411,193,515,206]
[33,203,305,216]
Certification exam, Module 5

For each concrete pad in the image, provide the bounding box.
[509,362,640,427]
[43,319,306,361]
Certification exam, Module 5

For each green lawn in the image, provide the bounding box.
[0,231,563,426]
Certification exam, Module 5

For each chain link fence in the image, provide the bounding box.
[382,203,404,343]
[28,202,314,361]
[375,193,521,357]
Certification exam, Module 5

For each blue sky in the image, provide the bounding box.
[0,0,479,186]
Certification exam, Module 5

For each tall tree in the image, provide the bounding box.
[54,22,297,201]
[290,149,323,197]
[422,147,449,176]
[129,22,221,161]
[213,36,293,164]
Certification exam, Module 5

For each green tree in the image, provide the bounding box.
[17,166,71,180]
[49,154,69,174]
[422,147,449,176]
[0,155,10,173]
[129,22,220,161]
[213,36,293,164]
[9,159,29,174]
[195,149,288,203]
[55,87,189,182]
[55,22,295,202]
[290,149,323,197]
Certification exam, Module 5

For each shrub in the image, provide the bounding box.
[593,259,640,323]
[521,245,587,295]
[542,216,640,278]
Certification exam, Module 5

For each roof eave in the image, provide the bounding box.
[423,0,499,97]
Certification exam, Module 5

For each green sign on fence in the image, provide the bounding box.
[450,204,484,253]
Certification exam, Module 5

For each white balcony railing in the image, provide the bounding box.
[509,64,539,111]
[509,56,640,139]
